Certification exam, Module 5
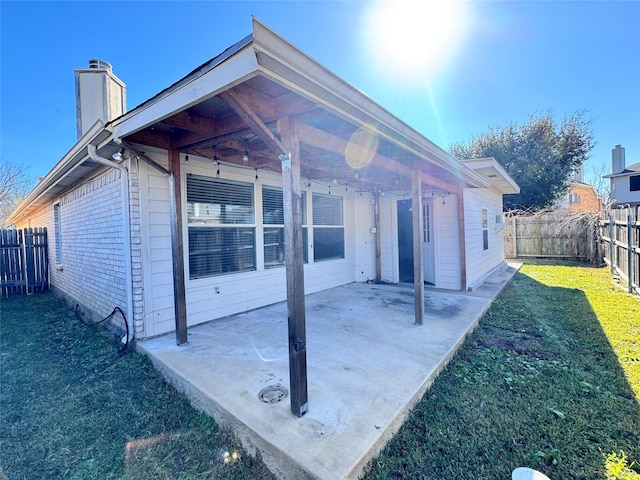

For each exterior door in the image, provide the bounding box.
[422,200,435,284]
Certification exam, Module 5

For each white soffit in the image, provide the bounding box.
[462,157,520,194]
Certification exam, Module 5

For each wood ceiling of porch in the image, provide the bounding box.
[123,74,463,194]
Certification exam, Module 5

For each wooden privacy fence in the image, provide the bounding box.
[599,206,639,294]
[504,211,599,263]
[1,228,49,297]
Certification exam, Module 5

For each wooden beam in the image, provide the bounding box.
[457,191,467,291]
[219,89,288,158]
[120,140,170,176]
[412,170,424,325]
[374,191,382,281]
[278,116,309,418]
[297,122,460,194]
[168,149,188,345]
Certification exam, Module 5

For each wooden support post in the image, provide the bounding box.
[412,171,424,325]
[169,149,188,345]
[278,117,309,417]
[374,191,382,282]
[457,192,467,291]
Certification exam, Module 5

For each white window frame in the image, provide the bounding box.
[312,193,344,262]
[186,174,256,279]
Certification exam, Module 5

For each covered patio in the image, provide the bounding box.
[138,263,519,480]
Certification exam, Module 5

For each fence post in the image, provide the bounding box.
[628,210,633,294]
[608,212,615,274]
[513,216,517,258]
[24,228,35,295]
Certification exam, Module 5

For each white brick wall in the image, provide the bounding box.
[18,168,130,330]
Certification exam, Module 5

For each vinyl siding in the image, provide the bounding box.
[139,152,374,338]
[464,187,505,290]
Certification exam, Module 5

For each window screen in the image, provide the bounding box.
[312,193,344,261]
[262,186,307,267]
[187,175,255,278]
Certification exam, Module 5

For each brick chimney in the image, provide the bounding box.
[612,144,626,174]
[74,59,126,139]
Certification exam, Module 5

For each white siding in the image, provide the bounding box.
[463,187,506,290]
[140,152,375,338]
[378,195,397,282]
[433,193,462,290]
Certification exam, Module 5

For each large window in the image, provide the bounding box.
[187,175,255,278]
[262,186,307,267]
[630,175,640,192]
[312,193,344,261]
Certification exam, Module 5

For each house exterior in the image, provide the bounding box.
[604,144,640,206]
[9,20,518,347]
[557,166,602,213]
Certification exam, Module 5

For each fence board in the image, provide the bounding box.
[0,228,48,297]
[504,212,598,262]
[599,206,639,294]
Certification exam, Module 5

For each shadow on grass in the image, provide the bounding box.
[365,270,640,480]
[0,292,275,480]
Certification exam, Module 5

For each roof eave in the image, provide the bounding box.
[250,18,489,189]
[461,157,520,194]
[7,121,111,224]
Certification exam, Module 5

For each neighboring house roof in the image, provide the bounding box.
[461,157,520,194]
[9,18,493,225]
[603,161,640,178]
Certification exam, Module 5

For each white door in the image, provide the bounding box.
[422,200,435,284]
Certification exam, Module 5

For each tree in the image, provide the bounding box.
[449,110,595,211]
[0,159,36,227]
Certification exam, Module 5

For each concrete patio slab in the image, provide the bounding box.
[138,263,520,479]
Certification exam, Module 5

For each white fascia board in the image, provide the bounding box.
[8,121,110,224]
[251,18,489,188]
[112,45,259,138]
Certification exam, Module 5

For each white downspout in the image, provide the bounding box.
[87,144,134,342]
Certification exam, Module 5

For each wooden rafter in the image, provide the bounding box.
[219,88,288,158]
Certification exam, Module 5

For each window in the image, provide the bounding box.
[630,175,640,192]
[262,186,307,267]
[187,175,255,278]
[482,208,489,251]
[312,193,344,261]
[569,193,579,204]
[54,204,62,263]
[423,203,430,243]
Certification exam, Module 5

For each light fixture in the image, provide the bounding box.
[306,178,311,188]
[332,175,338,185]
[112,147,125,161]
[216,160,221,178]
[242,139,249,163]
[184,154,189,164]
[255,168,259,183]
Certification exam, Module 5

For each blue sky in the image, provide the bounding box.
[1,1,639,187]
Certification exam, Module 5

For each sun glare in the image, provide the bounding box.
[365,0,469,80]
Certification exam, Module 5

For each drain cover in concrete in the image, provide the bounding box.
[258,385,288,404]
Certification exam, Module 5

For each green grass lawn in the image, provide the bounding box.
[364,262,640,480]
[1,262,638,479]
[0,293,275,480]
